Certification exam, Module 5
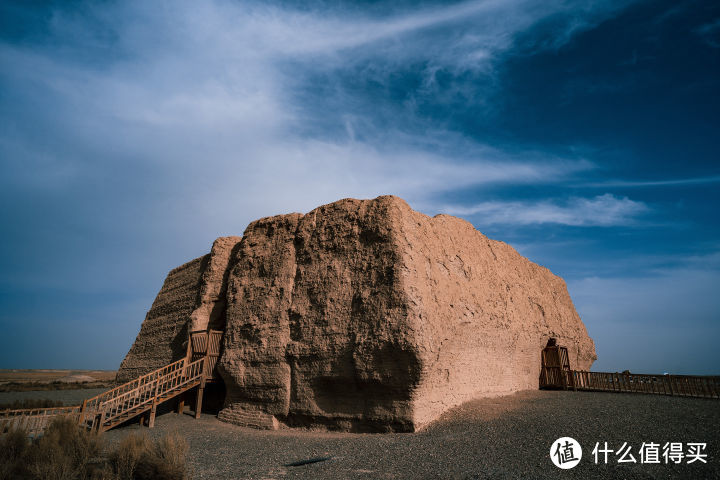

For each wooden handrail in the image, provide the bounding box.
[93,357,205,429]
[1,406,81,416]
[540,366,720,399]
[2,356,208,436]
[87,357,187,407]
[1,406,83,437]
[1,406,81,418]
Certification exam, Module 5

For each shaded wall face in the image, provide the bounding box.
[116,255,208,383]
[219,199,422,431]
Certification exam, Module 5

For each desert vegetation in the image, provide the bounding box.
[0,370,116,393]
[0,398,65,410]
[0,381,113,393]
[0,417,190,480]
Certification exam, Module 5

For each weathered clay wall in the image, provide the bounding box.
[217,196,595,431]
[119,195,595,432]
[394,208,596,428]
[218,199,420,432]
[117,237,241,383]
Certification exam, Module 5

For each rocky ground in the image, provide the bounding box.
[98,390,719,479]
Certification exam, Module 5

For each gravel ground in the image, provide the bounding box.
[0,388,107,406]
[101,390,719,479]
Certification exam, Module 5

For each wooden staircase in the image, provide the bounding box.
[81,356,207,432]
[2,329,224,436]
[2,357,208,435]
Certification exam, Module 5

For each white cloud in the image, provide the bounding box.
[0,0,618,229]
[0,0,632,292]
[440,193,648,226]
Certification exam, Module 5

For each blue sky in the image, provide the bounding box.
[1,0,718,374]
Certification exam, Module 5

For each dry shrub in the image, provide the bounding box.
[24,416,104,480]
[110,431,189,480]
[0,416,105,480]
[0,419,189,480]
[0,425,30,480]
[108,433,150,480]
[149,431,189,473]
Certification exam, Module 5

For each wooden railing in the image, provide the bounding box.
[541,367,720,399]
[190,329,222,379]
[84,357,205,431]
[83,359,185,420]
[2,357,207,436]
[82,358,187,415]
[1,406,82,437]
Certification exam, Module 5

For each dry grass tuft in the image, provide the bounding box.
[0,418,190,480]
[25,416,105,480]
[108,433,150,480]
[109,431,189,480]
[0,425,30,480]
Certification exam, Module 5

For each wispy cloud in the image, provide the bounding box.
[0,0,619,232]
[1,0,631,302]
[2,0,716,374]
[580,174,720,188]
[440,194,649,226]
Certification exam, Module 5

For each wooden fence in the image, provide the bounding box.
[541,367,720,399]
[0,406,82,437]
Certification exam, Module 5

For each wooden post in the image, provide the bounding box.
[94,412,103,433]
[194,331,212,420]
[79,399,87,426]
[195,378,205,419]
[176,394,185,415]
[186,331,194,364]
[148,379,159,428]
[148,403,157,428]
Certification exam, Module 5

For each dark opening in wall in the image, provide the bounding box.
[201,381,226,414]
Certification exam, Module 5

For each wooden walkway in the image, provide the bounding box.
[1,329,222,436]
[1,357,206,435]
[540,345,720,399]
